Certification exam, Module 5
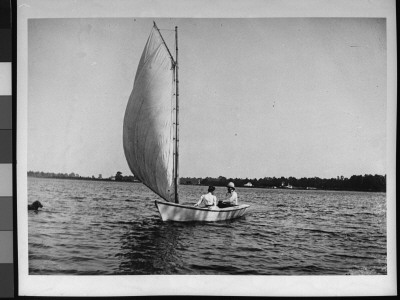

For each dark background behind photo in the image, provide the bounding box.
[0,0,14,298]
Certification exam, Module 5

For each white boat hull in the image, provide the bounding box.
[155,200,250,222]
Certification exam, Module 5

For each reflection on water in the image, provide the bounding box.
[28,178,387,275]
[118,219,183,274]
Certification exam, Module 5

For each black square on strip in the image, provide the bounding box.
[0,264,13,298]
[0,0,11,29]
[0,29,11,62]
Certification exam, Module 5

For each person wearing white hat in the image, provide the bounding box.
[217,182,238,208]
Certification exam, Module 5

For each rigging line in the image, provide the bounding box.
[153,24,176,65]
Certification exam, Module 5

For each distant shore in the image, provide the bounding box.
[27,171,386,193]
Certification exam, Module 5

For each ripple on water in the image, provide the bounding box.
[28,178,387,275]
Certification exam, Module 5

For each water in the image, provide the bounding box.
[28,177,387,275]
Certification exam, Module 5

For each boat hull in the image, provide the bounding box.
[155,200,250,222]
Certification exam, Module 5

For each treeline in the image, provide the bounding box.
[27,171,109,181]
[28,171,386,192]
[114,171,139,182]
[27,171,140,182]
[181,174,386,192]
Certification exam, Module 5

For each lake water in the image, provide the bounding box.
[28,177,387,275]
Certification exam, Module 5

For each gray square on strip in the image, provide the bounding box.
[0,130,12,163]
[0,231,13,263]
[0,197,12,230]
[0,96,12,129]
[0,164,12,196]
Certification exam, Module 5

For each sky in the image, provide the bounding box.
[28,17,387,179]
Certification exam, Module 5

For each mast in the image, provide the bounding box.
[152,21,179,203]
[174,25,179,204]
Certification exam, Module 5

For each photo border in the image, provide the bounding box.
[17,0,397,296]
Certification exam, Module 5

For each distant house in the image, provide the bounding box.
[244,182,253,187]
[281,183,293,189]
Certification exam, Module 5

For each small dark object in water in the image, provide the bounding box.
[28,201,43,211]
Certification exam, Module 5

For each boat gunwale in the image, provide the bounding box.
[155,200,250,213]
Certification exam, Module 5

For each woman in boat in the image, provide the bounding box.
[194,186,218,209]
[217,182,238,208]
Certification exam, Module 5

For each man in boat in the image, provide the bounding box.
[194,186,218,209]
[217,182,238,208]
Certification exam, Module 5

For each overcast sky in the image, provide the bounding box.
[28,17,386,179]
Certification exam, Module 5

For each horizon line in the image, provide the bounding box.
[27,170,387,180]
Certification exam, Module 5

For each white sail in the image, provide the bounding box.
[123,26,176,202]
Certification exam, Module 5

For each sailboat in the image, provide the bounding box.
[123,22,250,222]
